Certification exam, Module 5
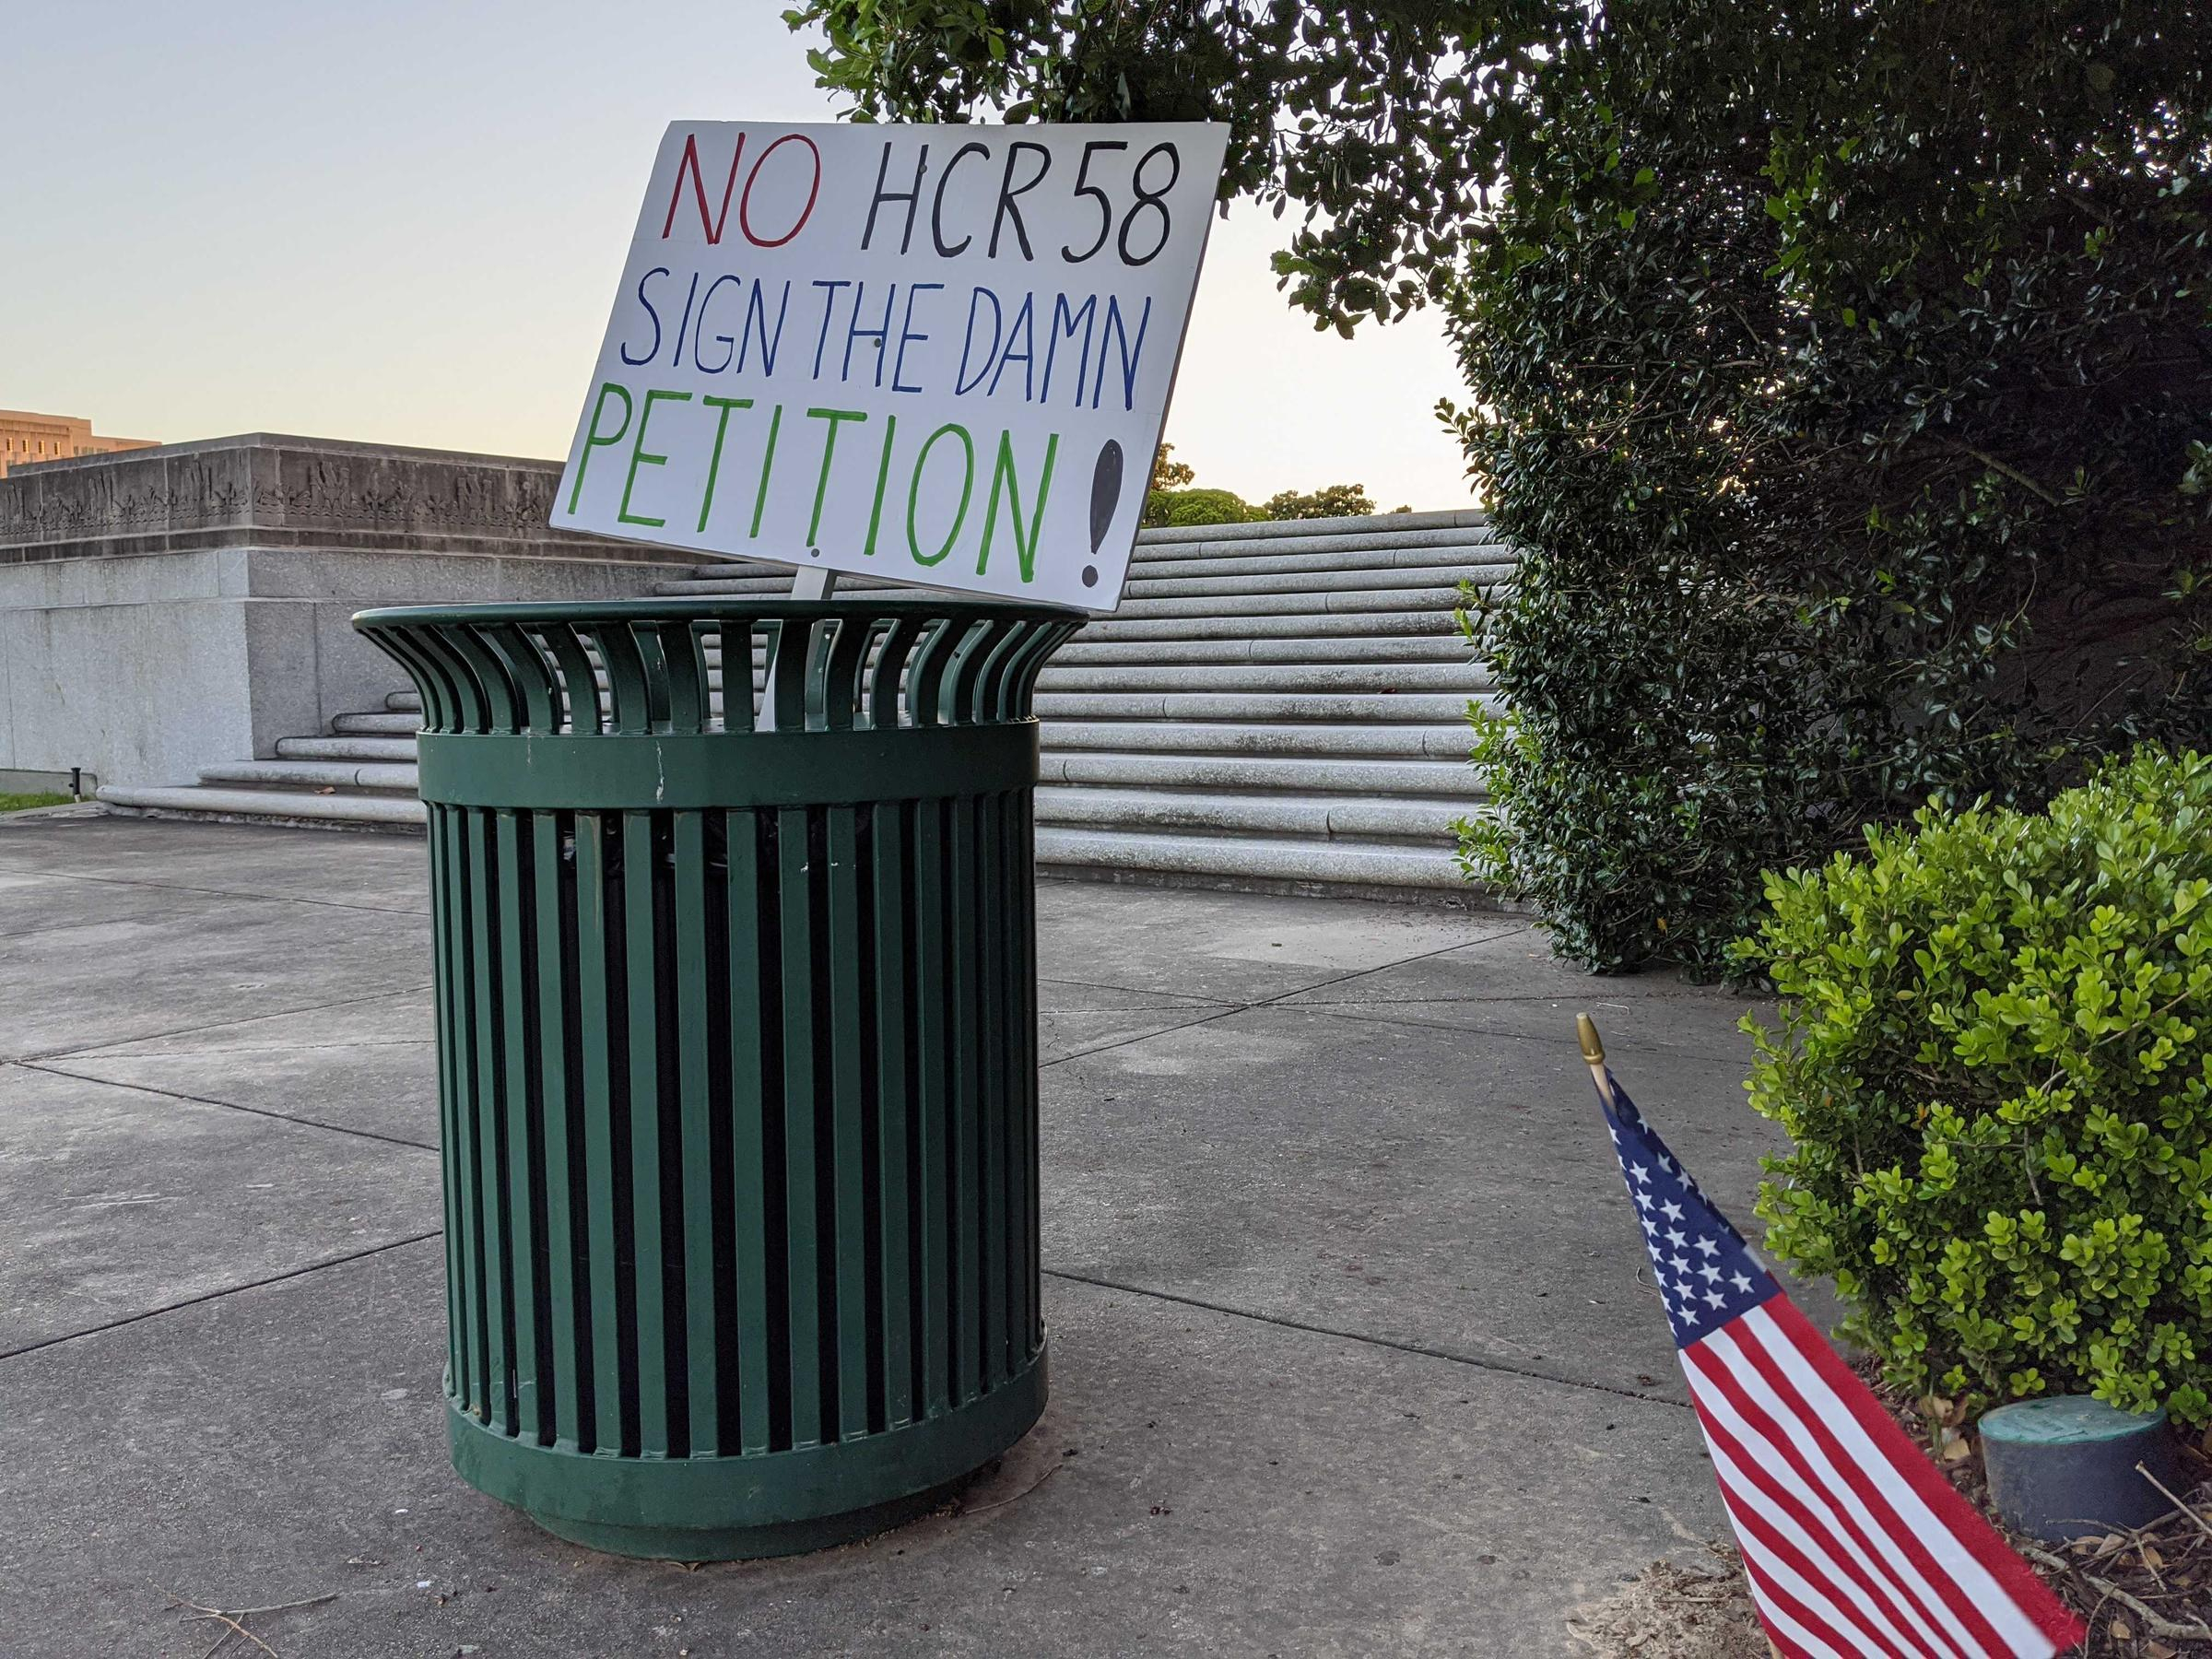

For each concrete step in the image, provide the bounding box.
[1052,634,1474,667]
[1122,565,1498,601]
[1033,786,1465,841]
[1134,509,1486,547]
[1041,750,1479,798]
[100,779,1471,853]
[1075,610,1465,641]
[1129,545,1504,581]
[214,754,1477,812]
[331,711,425,735]
[276,735,423,763]
[1141,522,1497,550]
[1032,691,1483,724]
[647,574,1487,611]
[100,782,428,827]
[641,583,1482,629]
[1105,587,1464,618]
[711,665,1487,698]
[276,721,1477,767]
[201,759,421,792]
[1043,722,1472,759]
[646,515,1497,580]
[1034,825,1464,891]
[1040,662,1485,695]
[653,555,1504,600]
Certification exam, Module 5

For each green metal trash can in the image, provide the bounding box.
[353,597,1079,1559]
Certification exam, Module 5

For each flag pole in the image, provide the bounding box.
[1575,1012,1615,1107]
[1582,1010,1773,1653]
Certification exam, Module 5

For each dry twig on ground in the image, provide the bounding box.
[155,1584,337,1659]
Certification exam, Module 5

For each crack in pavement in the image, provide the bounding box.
[1032,918,1534,1007]
[1037,973,1230,1007]
[14,984,435,1066]
[1284,990,1759,1008]
[0,1231,443,1364]
[10,1061,440,1154]
[50,1037,435,1062]
[1296,1003,1755,1067]
[1045,1267,1689,1410]
[0,858,433,920]
[0,1219,1688,1422]
[1041,931,1550,1070]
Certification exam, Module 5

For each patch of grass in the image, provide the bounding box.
[0,791,71,814]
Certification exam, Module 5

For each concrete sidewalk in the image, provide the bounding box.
[0,815,1783,1656]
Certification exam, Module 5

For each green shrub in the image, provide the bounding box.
[1446,4,2212,978]
[1143,487,1257,528]
[1260,484,1374,521]
[1736,747,2212,1424]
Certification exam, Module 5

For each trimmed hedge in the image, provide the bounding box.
[1736,748,2212,1424]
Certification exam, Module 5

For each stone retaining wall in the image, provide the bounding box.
[0,435,691,792]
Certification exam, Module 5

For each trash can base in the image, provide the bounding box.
[448,1346,1048,1561]
[524,1478,967,1561]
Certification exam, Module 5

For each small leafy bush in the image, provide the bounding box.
[1261,483,1374,521]
[1142,486,1258,528]
[1737,748,2212,1424]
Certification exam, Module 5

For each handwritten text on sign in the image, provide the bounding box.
[555,122,1229,612]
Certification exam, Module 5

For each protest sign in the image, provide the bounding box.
[554,121,1230,612]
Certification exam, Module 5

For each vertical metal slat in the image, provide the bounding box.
[947,795,982,1405]
[495,809,543,1441]
[465,807,512,1431]
[978,790,1009,1388]
[532,811,582,1451]
[622,809,670,1455]
[872,799,915,1428]
[826,804,872,1436]
[912,799,951,1416]
[573,813,625,1455]
[725,808,773,1453]
[777,806,824,1447]
[427,807,472,1410]
[673,809,720,1455]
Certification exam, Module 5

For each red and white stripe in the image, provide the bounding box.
[1680,1295,2085,1659]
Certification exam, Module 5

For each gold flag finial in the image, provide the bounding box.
[1576,1012,1606,1065]
[1576,1013,1616,1105]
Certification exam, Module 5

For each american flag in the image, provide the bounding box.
[1593,1059,2087,1658]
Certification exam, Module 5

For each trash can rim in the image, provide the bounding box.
[353,595,1084,629]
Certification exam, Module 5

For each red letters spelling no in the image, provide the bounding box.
[661,131,822,248]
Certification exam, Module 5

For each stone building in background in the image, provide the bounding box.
[0,409,158,478]
[0,433,1489,892]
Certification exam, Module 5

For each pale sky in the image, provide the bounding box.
[0,1,1474,512]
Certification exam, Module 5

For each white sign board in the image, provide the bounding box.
[554,121,1230,612]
